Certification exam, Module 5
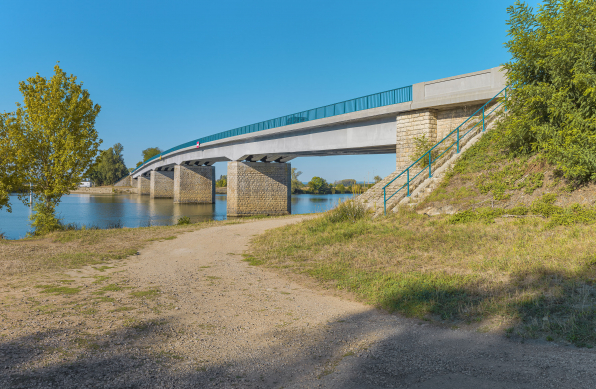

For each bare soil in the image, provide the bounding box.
[2,217,596,388]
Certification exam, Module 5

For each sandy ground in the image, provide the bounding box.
[2,216,596,388]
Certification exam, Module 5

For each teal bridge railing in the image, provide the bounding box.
[383,86,509,215]
[133,85,413,174]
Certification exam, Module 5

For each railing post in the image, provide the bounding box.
[457,127,460,153]
[407,169,410,197]
[428,151,432,178]
[482,107,485,132]
[504,88,507,112]
[383,187,386,215]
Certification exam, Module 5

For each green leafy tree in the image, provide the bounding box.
[500,0,596,182]
[143,147,161,162]
[0,117,22,212]
[89,143,129,186]
[291,168,303,193]
[0,64,101,234]
[308,176,329,194]
[374,175,382,184]
[336,183,346,194]
[216,174,227,187]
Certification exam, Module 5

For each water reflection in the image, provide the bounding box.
[0,193,355,240]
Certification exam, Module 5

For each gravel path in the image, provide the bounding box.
[124,216,596,388]
[2,216,596,388]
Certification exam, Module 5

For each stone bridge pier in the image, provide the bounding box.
[138,174,151,195]
[227,161,291,217]
[150,170,175,199]
[173,165,215,203]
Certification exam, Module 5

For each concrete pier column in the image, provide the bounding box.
[138,175,151,195]
[150,170,175,199]
[173,165,215,203]
[227,161,291,217]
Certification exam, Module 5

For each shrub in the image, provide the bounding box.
[177,216,191,225]
[325,200,368,223]
[500,0,596,182]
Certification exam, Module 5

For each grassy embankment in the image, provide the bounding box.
[248,127,596,347]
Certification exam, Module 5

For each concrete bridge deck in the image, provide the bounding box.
[132,67,505,177]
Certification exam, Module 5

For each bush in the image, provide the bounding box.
[325,200,368,223]
[177,216,191,225]
[500,0,596,182]
[29,202,62,236]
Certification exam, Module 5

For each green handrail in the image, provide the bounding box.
[383,86,508,215]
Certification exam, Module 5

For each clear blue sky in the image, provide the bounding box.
[0,0,539,183]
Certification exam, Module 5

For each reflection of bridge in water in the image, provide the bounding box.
[123,67,505,217]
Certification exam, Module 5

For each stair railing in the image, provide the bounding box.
[383,86,509,215]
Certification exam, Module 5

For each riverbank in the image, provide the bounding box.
[2,216,596,388]
[70,186,138,194]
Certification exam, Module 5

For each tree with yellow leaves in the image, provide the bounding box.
[0,64,102,234]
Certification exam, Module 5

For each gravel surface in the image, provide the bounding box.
[1,216,596,388]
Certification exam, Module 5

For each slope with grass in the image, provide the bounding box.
[249,125,596,347]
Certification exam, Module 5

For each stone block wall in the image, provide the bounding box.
[174,165,215,203]
[395,109,437,169]
[227,162,291,217]
[150,170,175,198]
[138,175,150,195]
[114,176,133,187]
[436,104,483,141]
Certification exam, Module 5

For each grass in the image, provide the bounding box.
[249,206,596,347]
[35,285,81,295]
[0,219,233,278]
[130,289,160,298]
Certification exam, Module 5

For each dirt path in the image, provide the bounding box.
[120,216,596,388]
[2,216,595,388]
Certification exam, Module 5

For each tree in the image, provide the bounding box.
[291,168,303,193]
[0,64,101,234]
[216,175,227,187]
[308,176,329,194]
[88,143,129,186]
[374,175,382,184]
[500,0,596,182]
[336,183,346,194]
[140,147,161,164]
[0,117,22,212]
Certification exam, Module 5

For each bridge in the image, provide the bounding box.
[128,67,506,216]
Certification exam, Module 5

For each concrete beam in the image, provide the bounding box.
[173,165,215,204]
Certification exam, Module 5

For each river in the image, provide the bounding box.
[0,193,355,240]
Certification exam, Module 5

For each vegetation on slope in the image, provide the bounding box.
[249,1,596,347]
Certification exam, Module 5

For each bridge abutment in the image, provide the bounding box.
[227,161,291,217]
[150,170,175,198]
[138,175,151,195]
[396,109,437,170]
[173,165,215,203]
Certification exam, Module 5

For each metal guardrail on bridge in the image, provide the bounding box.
[133,85,413,174]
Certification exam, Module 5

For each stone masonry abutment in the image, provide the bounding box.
[395,104,483,169]
[150,170,175,199]
[174,165,215,204]
[138,175,150,195]
[227,162,291,217]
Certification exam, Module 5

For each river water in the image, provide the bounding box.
[0,193,355,240]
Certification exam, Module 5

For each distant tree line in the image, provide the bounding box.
[291,170,383,195]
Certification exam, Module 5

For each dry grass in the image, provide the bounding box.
[0,220,234,277]
[249,208,596,347]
